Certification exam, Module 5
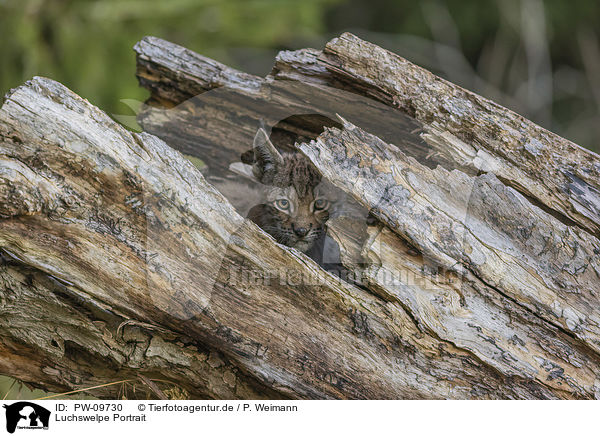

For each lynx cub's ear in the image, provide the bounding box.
[252,128,284,185]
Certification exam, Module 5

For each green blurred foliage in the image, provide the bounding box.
[325,0,600,151]
[1,0,598,150]
[325,0,600,78]
[0,0,340,116]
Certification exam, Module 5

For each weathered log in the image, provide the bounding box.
[0,78,282,399]
[1,31,599,399]
[303,118,600,395]
[133,33,600,397]
[293,33,600,239]
[0,77,554,399]
[133,37,446,175]
[136,34,600,239]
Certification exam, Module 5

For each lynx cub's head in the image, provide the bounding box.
[245,128,332,253]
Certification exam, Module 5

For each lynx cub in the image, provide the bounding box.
[244,128,333,254]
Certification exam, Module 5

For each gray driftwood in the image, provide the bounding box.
[0,32,599,399]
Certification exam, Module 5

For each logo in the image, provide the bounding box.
[2,402,50,433]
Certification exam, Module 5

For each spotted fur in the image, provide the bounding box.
[247,129,332,253]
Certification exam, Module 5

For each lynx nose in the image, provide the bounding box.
[293,224,311,238]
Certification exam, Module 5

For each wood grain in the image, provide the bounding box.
[1,31,599,399]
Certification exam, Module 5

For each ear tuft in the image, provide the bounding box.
[252,128,284,184]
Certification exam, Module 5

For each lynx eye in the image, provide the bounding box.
[313,198,329,211]
[274,199,290,211]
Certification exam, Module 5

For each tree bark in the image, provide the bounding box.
[0,32,599,399]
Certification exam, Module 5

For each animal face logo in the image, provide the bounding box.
[3,402,50,434]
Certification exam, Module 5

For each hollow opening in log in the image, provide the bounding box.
[269,114,343,152]
[212,113,369,282]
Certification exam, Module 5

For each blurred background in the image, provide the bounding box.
[1,0,599,151]
[0,0,598,399]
